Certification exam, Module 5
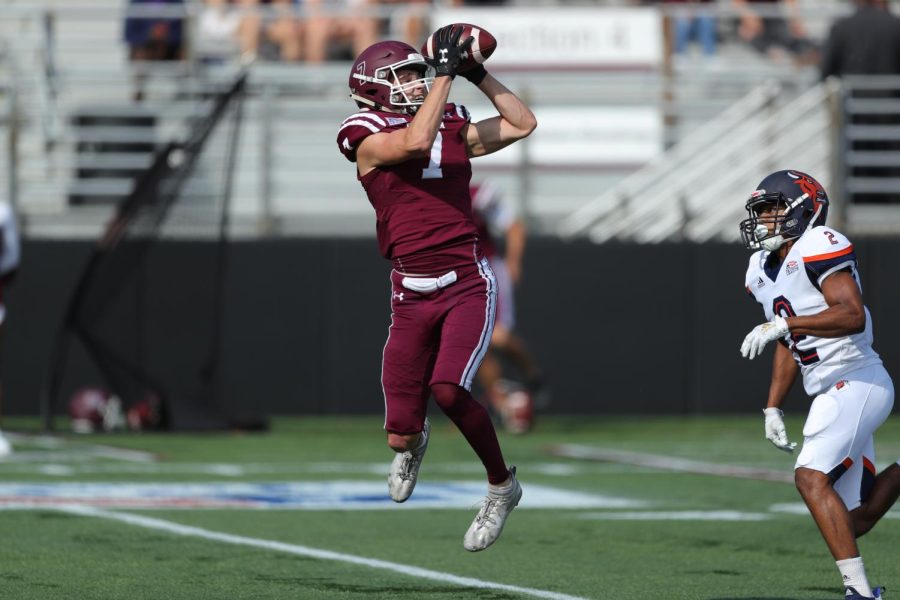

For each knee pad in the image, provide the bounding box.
[432,383,479,417]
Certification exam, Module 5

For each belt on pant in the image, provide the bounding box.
[401,270,458,293]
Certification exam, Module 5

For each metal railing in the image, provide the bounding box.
[555,74,900,243]
[558,81,782,240]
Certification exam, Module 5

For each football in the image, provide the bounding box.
[421,23,497,73]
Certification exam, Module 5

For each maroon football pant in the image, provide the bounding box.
[382,258,496,435]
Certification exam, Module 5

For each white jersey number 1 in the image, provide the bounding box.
[421,131,444,179]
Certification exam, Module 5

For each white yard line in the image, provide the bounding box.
[58,505,592,600]
[4,432,157,463]
[549,444,794,483]
[578,510,771,521]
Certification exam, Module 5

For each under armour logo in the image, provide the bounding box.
[393,291,404,302]
[439,48,448,64]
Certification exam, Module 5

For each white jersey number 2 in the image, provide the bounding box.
[421,131,444,179]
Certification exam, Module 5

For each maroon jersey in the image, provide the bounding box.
[337,104,481,273]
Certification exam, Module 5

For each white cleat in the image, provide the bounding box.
[387,419,430,503]
[463,466,522,552]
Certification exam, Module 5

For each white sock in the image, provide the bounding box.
[488,473,515,495]
[837,557,871,597]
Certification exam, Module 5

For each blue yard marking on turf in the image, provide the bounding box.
[0,480,647,510]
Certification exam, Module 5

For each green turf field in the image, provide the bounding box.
[1,415,897,600]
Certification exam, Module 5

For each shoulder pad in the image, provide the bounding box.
[797,226,852,256]
[744,250,765,295]
[336,111,393,162]
[800,227,856,287]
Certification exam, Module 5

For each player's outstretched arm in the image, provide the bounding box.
[784,271,866,338]
[357,26,471,173]
[357,77,452,173]
[464,74,537,158]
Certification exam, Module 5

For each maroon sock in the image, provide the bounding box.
[431,383,508,484]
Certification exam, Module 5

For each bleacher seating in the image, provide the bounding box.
[2,0,882,240]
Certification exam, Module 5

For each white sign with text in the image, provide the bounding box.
[430,7,663,69]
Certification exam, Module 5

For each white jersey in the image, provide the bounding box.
[0,201,19,277]
[0,201,20,326]
[744,225,882,396]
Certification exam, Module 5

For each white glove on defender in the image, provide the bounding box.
[763,407,797,453]
[740,315,789,360]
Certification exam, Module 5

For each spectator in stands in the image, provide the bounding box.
[378,0,509,49]
[123,0,186,101]
[821,0,900,80]
[197,0,244,63]
[304,0,379,63]
[732,0,817,65]
[0,201,20,457]
[236,0,304,62]
[379,0,429,46]
[470,181,547,435]
[821,0,900,204]
[663,0,717,57]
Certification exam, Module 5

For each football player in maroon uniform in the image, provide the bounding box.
[337,25,536,551]
[470,181,545,435]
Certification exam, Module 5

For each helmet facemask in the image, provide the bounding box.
[740,190,814,251]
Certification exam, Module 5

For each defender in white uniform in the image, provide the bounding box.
[739,170,899,600]
[0,201,20,458]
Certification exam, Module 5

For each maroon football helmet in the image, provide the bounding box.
[349,41,433,114]
[68,387,125,433]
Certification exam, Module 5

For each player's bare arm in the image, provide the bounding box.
[464,74,537,158]
[783,271,866,338]
[766,341,799,410]
[356,76,452,175]
[504,219,526,284]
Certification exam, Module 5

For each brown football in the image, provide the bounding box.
[421,23,497,73]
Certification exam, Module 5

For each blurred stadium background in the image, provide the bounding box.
[3,0,900,422]
[0,1,898,598]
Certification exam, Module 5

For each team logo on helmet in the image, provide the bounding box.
[788,171,827,216]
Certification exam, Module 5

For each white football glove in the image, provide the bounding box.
[740,315,789,360]
[763,407,797,453]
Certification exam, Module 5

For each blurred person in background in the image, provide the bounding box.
[470,181,546,434]
[820,0,900,204]
[197,0,244,63]
[379,0,508,49]
[732,0,818,65]
[123,0,185,101]
[304,0,379,62]
[821,0,900,79]
[235,0,303,62]
[663,0,717,57]
[336,25,536,551]
[0,201,20,457]
[739,170,899,600]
